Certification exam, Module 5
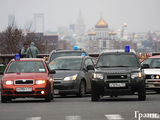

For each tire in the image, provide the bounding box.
[50,93,54,100]
[91,86,99,101]
[138,84,146,101]
[1,96,8,103]
[76,81,86,97]
[45,86,51,102]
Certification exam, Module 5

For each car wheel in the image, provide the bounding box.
[1,96,8,103]
[138,84,146,101]
[91,86,99,101]
[45,86,51,102]
[77,81,86,97]
[50,93,54,100]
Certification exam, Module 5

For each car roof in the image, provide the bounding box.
[53,56,90,60]
[50,49,87,53]
[11,58,45,62]
[101,49,136,54]
[149,55,160,58]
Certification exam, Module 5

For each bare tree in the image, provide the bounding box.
[0,24,47,54]
[0,25,25,54]
[24,24,47,54]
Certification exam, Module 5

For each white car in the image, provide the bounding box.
[141,55,160,93]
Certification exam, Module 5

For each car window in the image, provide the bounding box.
[97,54,139,67]
[49,58,82,70]
[50,52,86,62]
[85,58,94,66]
[6,61,46,73]
[142,58,160,67]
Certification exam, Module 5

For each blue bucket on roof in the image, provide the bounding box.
[73,46,78,50]
[15,54,20,60]
[125,45,130,52]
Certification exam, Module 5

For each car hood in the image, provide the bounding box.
[143,69,160,75]
[53,70,80,79]
[2,73,48,80]
[95,67,140,73]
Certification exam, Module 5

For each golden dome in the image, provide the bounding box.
[134,34,138,38]
[92,31,96,34]
[95,18,108,28]
[124,23,127,27]
[108,31,111,34]
[88,31,92,35]
[118,29,121,32]
[112,31,116,35]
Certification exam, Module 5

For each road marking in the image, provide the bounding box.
[105,114,124,120]
[65,116,82,120]
[25,117,41,120]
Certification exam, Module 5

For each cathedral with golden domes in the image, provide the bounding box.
[87,17,132,53]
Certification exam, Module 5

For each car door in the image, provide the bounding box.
[83,58,94,91]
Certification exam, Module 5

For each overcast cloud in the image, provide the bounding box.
[0,0,160,33]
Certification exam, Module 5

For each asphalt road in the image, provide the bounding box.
[0,91,160,120]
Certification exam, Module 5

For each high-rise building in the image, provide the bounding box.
[33,13,44,33]
[8,14,16,27]
[75,9,85,36]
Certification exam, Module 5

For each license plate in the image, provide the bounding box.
[16,87,32,92]
[54,89,59,94]
[109,83,126,87]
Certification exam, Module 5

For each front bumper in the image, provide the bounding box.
[1,84,49,98]
[145,79,160,89]
[54,81,79,94]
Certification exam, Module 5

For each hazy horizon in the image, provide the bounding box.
[0,0,160,33]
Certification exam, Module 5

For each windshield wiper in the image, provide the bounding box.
[54,69,71,70]
[96,66,112,68]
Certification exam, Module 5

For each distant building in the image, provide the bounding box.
[33,13,44,33]
[114,41,137,51]
[8,14,16,27]
[75,9,86,36]
[122,23,128,40]
[69,24,76,32]
[58,40,71,50]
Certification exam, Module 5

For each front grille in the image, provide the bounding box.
[146,75,159,79]
[14,91,35,94]
[15,80,34,85]
[107,75,127,79]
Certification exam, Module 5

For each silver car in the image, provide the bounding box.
[141,55,160,93]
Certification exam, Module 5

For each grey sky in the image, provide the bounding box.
[0,0,160,33]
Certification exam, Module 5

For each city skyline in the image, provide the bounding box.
[0,0,160,33]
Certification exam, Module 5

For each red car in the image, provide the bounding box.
[0,57,55,103]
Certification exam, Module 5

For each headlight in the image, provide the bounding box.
[4,81,13,85]
[64,74,77,81]
[131,72,142,79]
[93,73,103,79]
[35,80,46,84]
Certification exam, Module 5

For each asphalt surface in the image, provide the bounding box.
[0,92,160,120]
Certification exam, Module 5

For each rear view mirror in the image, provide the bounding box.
[49,70,56,74]
[141,64,149,69]
[87,65,94,70]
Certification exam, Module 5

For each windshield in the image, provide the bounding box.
[49,58,82,70]
[141,58,160,68]
[50,52,85,62]
[96,54,139,68]
[6,61,46,73]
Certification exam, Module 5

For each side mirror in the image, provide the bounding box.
[0,71,3,75]
[141,64,149,69]
[87,65,94,70]
[49,70,56,74]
